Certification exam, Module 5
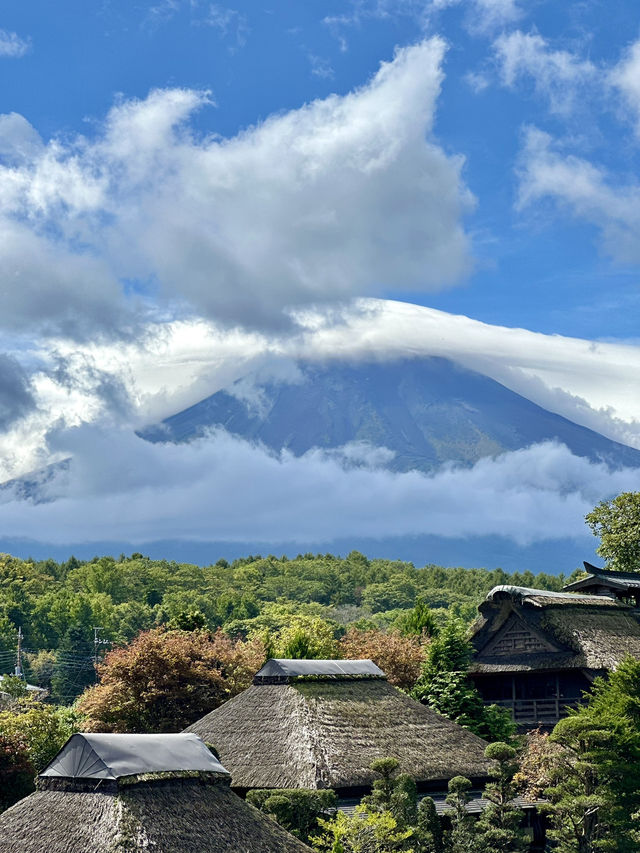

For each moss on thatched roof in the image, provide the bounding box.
[185,677,490,791]
[0,776,310,852]
[470,585,640,674]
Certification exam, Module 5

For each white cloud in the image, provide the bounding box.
[0,428,636,547]
[609,39,640,136]
[200,5,249,50]
[0,113,42,162]
[467,0,522,34]
[0,30,30,59]
[465,70,490,93]
[295,300,640,438]
[308,54,335,79]
[0,39,474,336]
[424,0,522,34]
[518,127,640,265]
[493,30,596,113]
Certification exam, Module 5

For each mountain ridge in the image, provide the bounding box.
[139,356,640,472]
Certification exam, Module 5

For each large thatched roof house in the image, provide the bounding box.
[0,733,309,852]
[185,658,490,795]
[469,585,640,728]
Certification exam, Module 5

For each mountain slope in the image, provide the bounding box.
[139,357,640,472]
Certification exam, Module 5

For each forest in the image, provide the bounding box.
[0,549,570,704]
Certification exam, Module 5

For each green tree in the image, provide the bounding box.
[513,658,640,853]
[397,598,438,639]
[474,742,527,853]
[0,699,77,773]
[273,615,339,660]
[539,657,640,853]
[412,619,514,742]
[361,757,402,812]
[50,624,95,705]
[585,492,640,572]
[0,675,28,699]
[312,808,414,853]
[167,609,208,631]
[417,797,444,853]
[25,650,56,693]
[247,788,337,843]
[543,716,617,853]
[445,776,478,853]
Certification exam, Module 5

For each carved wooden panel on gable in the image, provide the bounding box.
[482,614,554,656]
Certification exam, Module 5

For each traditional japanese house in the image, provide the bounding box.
[0,732,310,853]
[185,658,491,797]
[468,585,640,728]
[563,562,640,604]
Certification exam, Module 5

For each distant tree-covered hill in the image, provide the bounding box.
[0,549,571,702]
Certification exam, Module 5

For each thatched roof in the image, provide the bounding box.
[42,732,227,780]
[0,777,310,852]
[470,585,640,674]
[0,734,309,852]
[185,665,490,792]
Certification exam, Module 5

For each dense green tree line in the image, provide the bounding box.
[0,550,567,654]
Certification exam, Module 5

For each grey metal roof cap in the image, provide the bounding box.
[255,658,385,679]
[40,732,229,781]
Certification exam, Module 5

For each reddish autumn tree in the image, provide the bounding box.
[339,628,426,689]
[77,627,264,733]
[0,732,35,812]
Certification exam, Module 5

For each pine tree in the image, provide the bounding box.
[445,775,478,853]
[361,757,401,812]
[398,598,438,639]
[411,618,514,742]
[417,797,444,853]
[474,742,528,853]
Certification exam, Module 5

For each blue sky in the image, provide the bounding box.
[0,0,639,568]
[3,0,640,338]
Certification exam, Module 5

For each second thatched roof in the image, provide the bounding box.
[469,585,640,674]
[185,660,490,792]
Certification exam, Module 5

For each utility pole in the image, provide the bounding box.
[93,627,103,677]
[93,627,110,680]
[14,627,23,679]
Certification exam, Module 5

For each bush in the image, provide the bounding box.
[0,699,77,773]
[247,788,337,842]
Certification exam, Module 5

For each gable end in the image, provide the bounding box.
[481,613,557,657]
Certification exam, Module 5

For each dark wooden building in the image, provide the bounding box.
[468,585,640,728]
[563,562,640,605]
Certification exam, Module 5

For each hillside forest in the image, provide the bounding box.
[0,550,571,704]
